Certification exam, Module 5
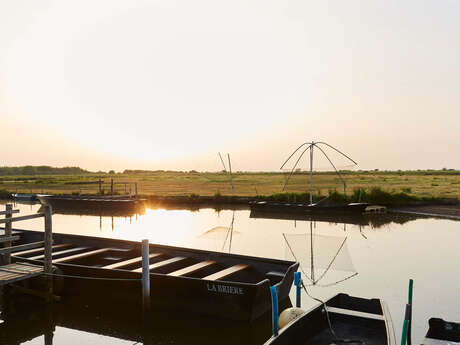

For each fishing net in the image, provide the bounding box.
[283,232,358,286]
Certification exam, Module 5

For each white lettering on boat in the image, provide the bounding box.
[206,283,244,295]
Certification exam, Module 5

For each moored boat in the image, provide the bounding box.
[264,293,395,345]
[250,200,369,214]
[12,193,39,202]
[10,229,298,321]
[37,194,146,212]
[421,318,460,345]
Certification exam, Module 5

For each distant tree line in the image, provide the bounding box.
[0,166,90,176]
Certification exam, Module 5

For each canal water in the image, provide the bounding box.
[1,201,459,344]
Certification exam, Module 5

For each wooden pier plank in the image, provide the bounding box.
[203,264,249,281]
[132,256,186,273]
[0,241,45,255]
[102,253,163,269]
[52,248,112,264]
[12,243,72,257]
[168,260,217,277]
[0,235,20,243]
[0,263,43,286]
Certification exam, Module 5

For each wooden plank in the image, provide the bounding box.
[0,213,45,224]
[132,257,186,273]
[168,260,216,277]
[203,264,249,281]
[52,248,112,263]
[0,209,19,216]
[0,235,20,243]
[326,306,384,321]
[102,253,163,269]
[28,246,89,260]
[0,263,43,286]
[12,243,71,257]
[0,241,45,255]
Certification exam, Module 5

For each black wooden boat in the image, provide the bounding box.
[421,318,460,345]
[38,194,146,212]
[10,229,298,321]
[250,201,369,215]
[264,293,395,345]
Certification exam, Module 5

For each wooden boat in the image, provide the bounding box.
[250,200,369,214]
[264,293,395,345]
[421,318,460,344]
[37,194,146,212]
[10,229,298,321]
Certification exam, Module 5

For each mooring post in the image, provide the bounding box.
[44,205,53,302]
[98,178,102,195]
[111,179,114,195]
[270,285,279,337]
[294,272,302,308]
[4,204,13,264]
[142,239,151,313]
[135,182,138,197]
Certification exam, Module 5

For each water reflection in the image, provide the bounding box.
[1,200,459,344]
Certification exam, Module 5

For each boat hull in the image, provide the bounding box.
[13,230,298,321]
[250,201,369,214]
[264,293,395,345]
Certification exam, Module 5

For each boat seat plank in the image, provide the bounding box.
[12,243,72,257]
[102,253,163,269]
[27,246,89,260]
[168,260,216,277]
[203,264,249,281]
[132,256,186,273]
[52,248,112,264]
[326,306,384,321]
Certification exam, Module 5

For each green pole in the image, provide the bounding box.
[408,279,413,305]
[400,320,409,345]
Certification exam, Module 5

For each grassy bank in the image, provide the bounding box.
[0,170,459,205]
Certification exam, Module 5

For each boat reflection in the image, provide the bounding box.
[1,295,291,345]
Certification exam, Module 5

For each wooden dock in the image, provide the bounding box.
[0,262,43,286]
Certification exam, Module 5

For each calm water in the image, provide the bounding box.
[1,201,459,344]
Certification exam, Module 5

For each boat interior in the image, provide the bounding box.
[11,232,294,286]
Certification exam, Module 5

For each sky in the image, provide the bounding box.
[1,0,459,172]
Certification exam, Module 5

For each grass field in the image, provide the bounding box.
[1,170,459,200]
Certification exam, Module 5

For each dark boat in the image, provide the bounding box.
[12,193,39,202]
[250,200,369,214]
[37,194,146,212]
[421,318,460,344]
[264,293,395,345]
[10,229,298,321]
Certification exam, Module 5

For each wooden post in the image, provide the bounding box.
[4,204,13,264]
[111,179,114,195]
[135,182,138,197]
[142,239,150,313]
[43,205,53,302]
[98,178,102,195]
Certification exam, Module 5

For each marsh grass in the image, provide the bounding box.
[0,170,458,202]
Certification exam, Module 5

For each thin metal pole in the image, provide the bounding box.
[4,204,12,264]
[44,205,53,301]
[310,221,315,284]
[227,154,234,195]
[309,142,314,205]
[142,239,151,313]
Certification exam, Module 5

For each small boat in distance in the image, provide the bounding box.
[11,229,298,321]
[12,193,39,202]
[37,194,146,212]
[264,293,395,345]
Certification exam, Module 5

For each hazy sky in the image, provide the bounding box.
[1,1,459,172]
